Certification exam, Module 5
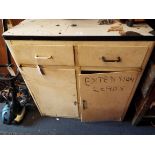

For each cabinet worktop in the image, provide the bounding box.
[3,19,155,41]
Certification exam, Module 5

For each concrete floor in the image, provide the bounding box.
[0,103,155,135]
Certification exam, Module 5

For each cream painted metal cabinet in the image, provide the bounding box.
[3,20,155,122]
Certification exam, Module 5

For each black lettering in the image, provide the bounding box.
[112,86,117,91]
[85,77,90,86]
[110,76,116,83]
[106,86,112,92]
[91,77,97,85]
[100,87,105,91]
[119,76,124,82]
[92,87,99,92]
[120,86,125,91]
[98,77,103,83]
[103,76,108,83]
[126,77,134,82]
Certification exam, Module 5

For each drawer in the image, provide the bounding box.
[77,45,149,68]
[11,44,74,66]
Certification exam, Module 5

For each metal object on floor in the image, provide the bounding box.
[0,83,30,124]
[2,103,15,124]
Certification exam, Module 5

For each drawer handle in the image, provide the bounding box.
[102,56,121,62]
[35,55,53,60]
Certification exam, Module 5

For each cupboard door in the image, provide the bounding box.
[79,70,139,122]
[21,67,78,118]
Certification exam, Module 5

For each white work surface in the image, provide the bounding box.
[3,19,154,37]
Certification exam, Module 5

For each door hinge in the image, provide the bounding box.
[82,100,87,110]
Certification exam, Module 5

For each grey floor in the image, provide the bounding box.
[0,103,155,135]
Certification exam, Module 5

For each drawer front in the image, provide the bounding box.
[21,67,79,118]
[77,45,149,68]
[11,44,74,66]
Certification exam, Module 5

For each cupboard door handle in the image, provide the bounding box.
[102,56,121,62]
[36,65,44,75]
[35,55,53,60]
[82,100,87,110]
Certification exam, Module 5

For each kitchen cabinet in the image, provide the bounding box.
[3,20,155,122]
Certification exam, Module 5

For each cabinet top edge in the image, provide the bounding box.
[3,19,155,41]
[3,35,155,41]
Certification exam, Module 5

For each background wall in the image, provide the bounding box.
[0,20,7,74]
[0,19,23,74]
